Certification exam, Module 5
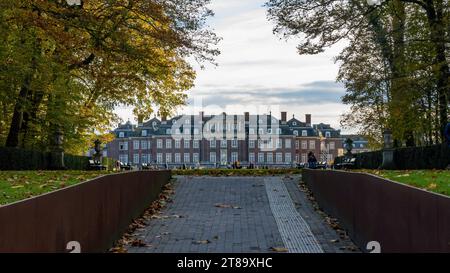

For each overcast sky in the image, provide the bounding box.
[115,0,352,132]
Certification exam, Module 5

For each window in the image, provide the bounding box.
[267,128,272,134]
[302,153,307,163]
[210,139,216,148]
[185,119,191,125]
[294,130,298,136]
[133,140,140,150]
[175,153,181,163]
[266,140,273,149]
[285,139,292,149]
[193,140,199,149]
[141,140,148,150]
[184,128,191,135]
[296,141,299,149]
[231,152,238,163]
[328,154,334,161]
[166,129,171,135]
[249,128,255,135]
[293,122,297,126]
[231,139,238,148]
[249,140,255,148]
[119,142,128,151]
[301,141,307,150]
[133,154,139,164]
[325,131,331,138]
[119,132,125,138]
[258,128,264,135]
[285,153,292,163]
[194,128,200,135]
[309,140,316,149]
[142,130,147,137]
[184,140,190,149]
[276,153,283,163]
[249,153,255,163]
[157,139,163,149]
[277,128,282,134]
[221,139,227,148]
[157,153,163,163]
[141,154,148,164]
[267,153,273,163]
[119,154,128,164]
[184,153,190,163]
[175,140,181,149]
[175,129,181,135]
[258,139,264,149]
[165,153,172,163]
[258,153,265,163]
[147,154,152,163]
[276,139,282,149]
[295,154,299,162]
[210,152,216,163]
[165,139,172,149]
[330,142,335,150]
[302,130,307,137]
[193,153,199,163]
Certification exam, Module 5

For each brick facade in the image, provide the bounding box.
[106,113,344,167]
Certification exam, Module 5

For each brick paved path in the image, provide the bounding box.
[127,175,358,253]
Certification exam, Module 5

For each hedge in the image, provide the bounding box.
[0,147,90,170]
[335,144,449,170]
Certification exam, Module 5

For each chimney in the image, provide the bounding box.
[245,112,250,122]
[281,112,287,123]
[161,114,167,122]
[137,115,144,127]
[305,114,312,127]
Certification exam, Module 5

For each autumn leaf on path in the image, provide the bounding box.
[214,203,242,209]
[193,240,211,245]
[269,247,288,253]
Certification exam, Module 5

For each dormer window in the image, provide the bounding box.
[325,132,331,138]
[302,130,307,137]
[185,119,191,125]
[166,129,172,134]
[294,130,298,136]
[142,130,147,137]
[119,132,125,138]
[277,128,282,134]
[293,122,297,126]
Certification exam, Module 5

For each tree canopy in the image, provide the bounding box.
[0,0,219,154]
[266,0,449,147]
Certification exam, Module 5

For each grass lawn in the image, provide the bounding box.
[0,170,112,206]
[361,169,450,196]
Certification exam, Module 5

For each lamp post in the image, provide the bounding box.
[94,139,102,164]
[51,128,66,170]
[380,129,396,169]
[344,138,354,158]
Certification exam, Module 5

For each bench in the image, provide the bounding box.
[88,160,107,171]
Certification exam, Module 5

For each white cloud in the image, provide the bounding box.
[115,0,354,133]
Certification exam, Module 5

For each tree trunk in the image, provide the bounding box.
[5,78,31,147]
[423,0,449,141]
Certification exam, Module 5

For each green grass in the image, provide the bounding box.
[361,169,450,196]
[172,168,302,177]
[0,170,112,206]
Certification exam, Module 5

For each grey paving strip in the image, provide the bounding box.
[265,177,324,253]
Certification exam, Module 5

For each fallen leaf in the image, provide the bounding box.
[270,247,288,253]
[193,240,211,245]
[131,239,148,247]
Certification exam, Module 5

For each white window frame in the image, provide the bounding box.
[184,140,190,149]
[184,153,190,163]
[157,139,163,149]
[133,140,140,150]
[165,139,172,149]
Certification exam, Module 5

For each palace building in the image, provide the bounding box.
[105,112,344,167]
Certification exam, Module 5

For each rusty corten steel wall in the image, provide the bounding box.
[303,170,450,253]
[0,171,171,253]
